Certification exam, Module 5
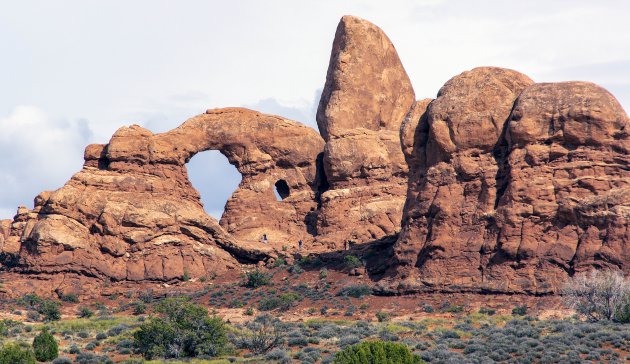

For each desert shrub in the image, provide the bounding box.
[74,352,113,364]
[422,304,434,313]
[84,342,97,350]
[296,347,321,363]
[19,294,43,308]
[445,305,464,313]
[344,255,363,269]
[259,293,300,311]
[376,311,390,322]
[288,336,308,347]
[319,268,328,279]
[245,307,254,316]
[337,284,371,298]
[68,344,80,354]
[133,298,230,359]
[288,264,304,274]
[234,314,283,354]
[478,307,496,315]
[37,300,61,322]
[95,332,107,340]
[116,339,133,350]
[107,324,129,337]
[512,305,527,316]
[242,269,270,288]
[265,348,290,361]
[0,343,36,364]
[0,319,21,337]
[440,329,461,340]
[78,306,93,318]
[333,341,423,364]
[318,325,339,339]
[229,299,244,308]
[379,330,400,341]
[338,335,360,347]
[60,293,79,303]
[132,301,147,315]
[562,269,630,322]
[273,257,286,267]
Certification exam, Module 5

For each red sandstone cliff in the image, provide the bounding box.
[1,16,627,296]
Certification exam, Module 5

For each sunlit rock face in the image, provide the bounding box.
[1,16,628,296]
[383,72,630,294]
[315,15,415,247]
[4,108,323,282]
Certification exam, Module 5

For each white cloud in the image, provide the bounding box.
[0,106,90,218]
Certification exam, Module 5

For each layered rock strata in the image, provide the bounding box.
[2,108,323,281]
[0,16,628,295]
[315,15,415,246]
[385,71,630,294]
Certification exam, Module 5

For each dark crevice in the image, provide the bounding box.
[492,107,515,209]
[97,145,110,170]
[314,152,329,209]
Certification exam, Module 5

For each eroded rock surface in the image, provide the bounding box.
[384,74,630,294]
[3,108,323,284]
[0,16,628,296]
[315,15,415,246]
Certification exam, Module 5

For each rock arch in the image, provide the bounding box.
[5,108,324,284]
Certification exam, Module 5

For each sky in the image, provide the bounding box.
[1,0,629,220]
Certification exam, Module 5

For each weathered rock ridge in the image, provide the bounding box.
[384,71,629,294]
[315,15,415,246]
[1,16,628,295]
[1,108,323,283]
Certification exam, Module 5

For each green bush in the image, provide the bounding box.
[133,298,230,360]
[288,264,304,274]
[0,319,21,337]
[78,306,93,318]
[132,301,147,315]
[33,328,58,362]
[614,298,630,323]
[376,311,390,322]
[333,341,423,364]
[319,268,328,279]
[273,257,286,267]
[259,293,300,311]
[242,270,270,288]
[19,294,42,309]
[37,300,61,322]
[0,343,36,364]
[337,284,372,298]
[344,255,363,269]
[60,294,79,303]
[512,305,527,316]
[445,305,464,313]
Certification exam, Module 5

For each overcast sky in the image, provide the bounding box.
[1,0,629,220]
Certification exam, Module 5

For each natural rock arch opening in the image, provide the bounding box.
[274,179,290,201]
[187,150,241,220]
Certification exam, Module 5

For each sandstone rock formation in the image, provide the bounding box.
[384,71,630,294]
[315,15,415,246]
[0,15,628,296]
[2,108,323,283]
